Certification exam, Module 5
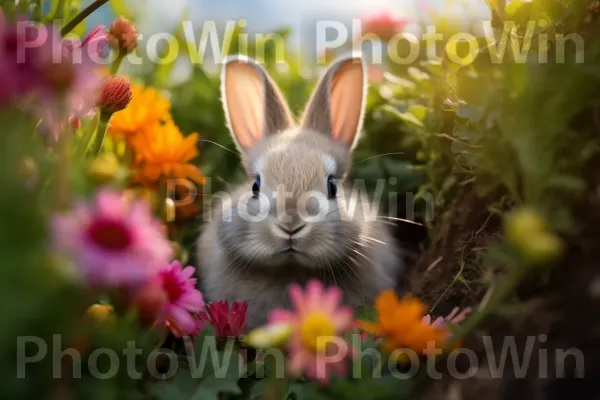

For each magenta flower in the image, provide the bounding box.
[199,300,248,338]
[0,13,49,105]
[0,12,103,140]
[269,280,354,384]
[154,261,205,336]
[51,190,172,286]
[361,11,408,41]
[63,25,108,57]
[39,25,106,141]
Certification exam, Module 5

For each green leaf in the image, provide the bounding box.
[407,105,428,122]
[505,0,533,27]
[455,105,482,123]
[109,0,135,20]
[150,369,197,400]
[355,304,377,322]
[486,0,506,17]
[191,376,242,400]
[381,106,424,128]
[407,67,429,82]
[249,378,269,400]
[420,60,442,77]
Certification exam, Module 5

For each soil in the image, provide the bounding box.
[401,185,502,314]
[403,181,600,399]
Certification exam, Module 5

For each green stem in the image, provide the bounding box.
[34,0,44,21]
[263,355,288,400]
[51,0,67,22]
[158,179,168,220]
[110,52,126,75]
[446,264,530,349]
[89,111,112,156]
[60,0,110,36]
[0,1,16,16]
[77,112,101,159]
[54,122,72,211]
[18,0,31,14]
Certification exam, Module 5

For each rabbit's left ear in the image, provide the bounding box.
[301,54,367,150]
[221,55,294,153]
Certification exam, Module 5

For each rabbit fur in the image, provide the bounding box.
[197,53,402,328]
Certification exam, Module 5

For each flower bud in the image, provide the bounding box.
[138,188,160,212]
[170,241,189,264]
[164,198,176,222]
[97,76,132,114]
[504,207,548,246]
[107,16,138,54]
[18,157,38,189]
[243,323,293,349]
[84,304,115,326]
[520,232,565,266]
[131,279,168,327]
[88,152,120,184]
[43,58,76,92]
[361,13,408,42]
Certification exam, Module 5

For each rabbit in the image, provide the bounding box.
[197,52,402,328]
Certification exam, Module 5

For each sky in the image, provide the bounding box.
[83,0,492,80]
[87,0,492,41]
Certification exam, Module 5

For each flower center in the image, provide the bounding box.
[87,218,133,251]
[162,273,184,303]
[300,313,336,353]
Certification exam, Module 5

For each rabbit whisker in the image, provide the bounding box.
[375,216,424,226]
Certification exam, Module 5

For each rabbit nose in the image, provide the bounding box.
[278,223,306,236]
[272,222,309,238]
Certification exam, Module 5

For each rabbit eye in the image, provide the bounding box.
[327,176,337,199]
[251,175,260,199]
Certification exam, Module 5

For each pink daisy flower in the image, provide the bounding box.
[0,13,49,105]
[38,25,106,141]
[269,280,354,384]
[155,261,205,336]
[199,300,248,338]
[51,190,172,286]
[361,11,409,42]
[422,307,472,329]
[0,13,104,141]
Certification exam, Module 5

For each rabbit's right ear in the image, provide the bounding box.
[221,55,294,153]
[301,54,366,150]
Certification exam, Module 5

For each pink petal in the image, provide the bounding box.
[269,309,296,324]
[170,260,183,272]
[305,280,324,312]
[328,357,347,377]
[287,347,308,376]
[332,307,354,331]
[169,306,196,334]
[305,353,327,383]
[444,307,460,321]
[450,307,472,324]
[179,290,204,312]
[289,284,306,314]
[180,266,195,280]
[321,286,342,314]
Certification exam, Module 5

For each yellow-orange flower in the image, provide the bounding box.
[129,120,205,186]
[108,82,172,138]
[358,291,448,356]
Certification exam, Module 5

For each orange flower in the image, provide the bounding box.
[358,291,448,356]
[129,120,205,186]
[108,82,171,138]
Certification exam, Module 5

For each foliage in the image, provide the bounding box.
[2,0,600,399]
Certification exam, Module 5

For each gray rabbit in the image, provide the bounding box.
[197,53,402,328]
